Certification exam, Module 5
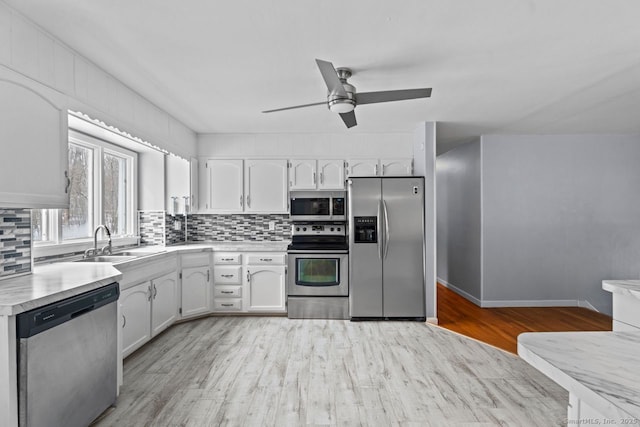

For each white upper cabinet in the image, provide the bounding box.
[201,159,288,213]
[289,159,316,190]
[380,158,413,176]
[245,159,288,213]
[289,159,345,190]
[202,159,244,212]
[0,76,69,208]
[346,159,379,177]
[165,155,190,214]
[346,158,413,177]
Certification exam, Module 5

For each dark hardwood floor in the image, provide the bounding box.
[436,283,612,354]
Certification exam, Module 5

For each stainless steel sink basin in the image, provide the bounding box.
[76,255,138,263]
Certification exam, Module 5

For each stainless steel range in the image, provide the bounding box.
[287,221,349,319]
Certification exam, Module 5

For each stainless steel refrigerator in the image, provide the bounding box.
[348,177,426,320]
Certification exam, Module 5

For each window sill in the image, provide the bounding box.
[33,236,141,259]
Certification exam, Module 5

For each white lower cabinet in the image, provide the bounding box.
[119,255,178,359]
[151,272,179,336]
[212,251,287,313]
[120,281,152,357]
[245,265,286,312]
[180,253,212,319]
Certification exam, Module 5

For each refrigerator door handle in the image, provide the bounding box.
[383,200,390,259]
[377,199,383,260]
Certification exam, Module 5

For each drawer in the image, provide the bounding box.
[214,253,242,265]
[214,266,242,284]
[214,285,242,298]
[245,253,286,265]
[213,298,242,311]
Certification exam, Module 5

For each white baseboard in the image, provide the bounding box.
[437,278,482,306]
[426,317,439,325]
[438,277,599,311]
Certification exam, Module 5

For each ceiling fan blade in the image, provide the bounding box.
[315,59,347,97]
[339,111,357,128]
[262,101,327,113]
[356,88,432,105]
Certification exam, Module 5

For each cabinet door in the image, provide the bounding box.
[318,159,345,190]
[380,158,413,176]
[204,159,243,212]
[245,265,286,312]
[120,282,152,358]
[289,159,317,190]
[244,159,288,213]
[346,159,379,177]
[0,79,69,208]
[151,272,178,337]
[181,266,211,318]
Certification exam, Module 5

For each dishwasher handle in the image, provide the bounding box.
[17,282,120,339]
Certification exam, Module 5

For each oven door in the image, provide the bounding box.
[287,252,348,297]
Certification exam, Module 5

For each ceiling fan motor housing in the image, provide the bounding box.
[328,68,356,113]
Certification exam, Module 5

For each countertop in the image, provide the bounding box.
[0,263,122,316]
[518,331,640,421]
[0,241,290,316]
[602,280,640,300]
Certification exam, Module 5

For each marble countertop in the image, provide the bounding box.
[0,241,291,316]
[0,263,122,316]
[602,280,640,300]
[518,331,640,421]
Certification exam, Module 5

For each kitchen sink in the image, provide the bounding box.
[117,250,166,256]
[76,255,138,263]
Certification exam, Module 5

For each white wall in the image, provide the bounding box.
[436,139,482,304]
[197,132,413,158]
[436,133,640,315]
[482,134,640,315]
[0,2,196,158]
[412,122,437,322]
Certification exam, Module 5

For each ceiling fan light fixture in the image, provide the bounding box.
[328,99,355,113]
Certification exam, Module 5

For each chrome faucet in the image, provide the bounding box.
[84,224,112,258]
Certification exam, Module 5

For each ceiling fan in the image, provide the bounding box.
[262,59,432,128]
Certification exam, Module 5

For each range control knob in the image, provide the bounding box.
[302,227,307,231]
[330,227,335,231]
[337,227,341,231]
[295,227,300,231]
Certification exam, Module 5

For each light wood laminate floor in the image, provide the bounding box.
[94,317,567,426]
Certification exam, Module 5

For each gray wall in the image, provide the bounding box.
[436,139,482,302]
[482,134,640,314]
[413,122,437,321]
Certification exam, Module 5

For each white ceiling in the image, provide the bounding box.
[6,0,640,153]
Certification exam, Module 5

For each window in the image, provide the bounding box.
[33,129,137,247]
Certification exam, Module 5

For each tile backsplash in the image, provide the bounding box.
[0,209,32,279]
[187,213,291,242]
[138,211,165,246]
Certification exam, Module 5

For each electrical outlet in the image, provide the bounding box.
[269,221,276,231]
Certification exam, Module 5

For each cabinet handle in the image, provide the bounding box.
[207,270,210,282]
[122,314,126,328]
[64,171,71,194]
[221,290,234,294]
[382,165,386,175]
[240,194,243,207]
[320,172,324,184]
[221,303,234,307]
[246,195,251,208]
[147,284,152,301]
[153,284,158,299]
[221,258,234,261]
[375,164,379,176]
[313,172,316,184]
[260,258,272,262]
[221,274,234,278]
[247,270,250,282]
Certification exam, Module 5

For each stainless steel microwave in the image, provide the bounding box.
[289,191,346,221]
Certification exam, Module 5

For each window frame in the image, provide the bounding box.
[33,129,138,257]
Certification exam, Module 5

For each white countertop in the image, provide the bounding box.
[603,280,640,300]
[518,331,640,421]
[0,241,290,316]
[0,263,122,316]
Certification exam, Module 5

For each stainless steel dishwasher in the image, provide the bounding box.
[16,282,119,427]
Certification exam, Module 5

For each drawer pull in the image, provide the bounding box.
[221,290,234,294]
[260,258,273,262]
[221,274,234,278]
[221,258,235,261]
[221,303,234,307]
